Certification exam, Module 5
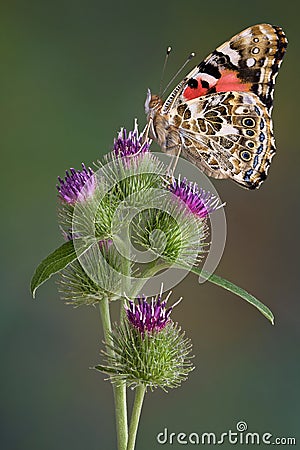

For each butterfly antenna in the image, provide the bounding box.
[159,46,172,97]
[161,51,196,97]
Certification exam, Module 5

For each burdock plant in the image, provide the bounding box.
[31,121,274,450]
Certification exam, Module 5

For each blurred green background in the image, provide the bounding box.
[1,0,299,449]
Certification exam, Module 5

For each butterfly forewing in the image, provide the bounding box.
[163,24,287,114]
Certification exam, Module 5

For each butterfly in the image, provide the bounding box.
[145,24,287,189]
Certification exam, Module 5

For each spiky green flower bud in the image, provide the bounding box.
[96,293,194,390]
[58,239,125,306]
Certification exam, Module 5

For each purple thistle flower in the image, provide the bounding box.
[113,120,151,158]
[125,292,181,334]
[99,239,113,251]
[168,175,223,218]
[57,163,95,204]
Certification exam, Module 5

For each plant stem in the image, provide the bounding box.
[130,261,171,299]
[116,298,129,448]
[114,381,128,450]
[99,298,128,450]
[127,384,146,450]
[99,298,113,357]
[115,237,131,445]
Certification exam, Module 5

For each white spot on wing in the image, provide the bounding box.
[197,73,216,85]
[238,30,251,39]
[220,47,241,66]
[189,102,200,115]
[217,124,238,135]
[210,96,222,107]
[246,57,256,67]
[243,94,256,104]
[235,106,247,114]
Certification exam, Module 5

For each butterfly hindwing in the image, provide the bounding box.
[169,91,274,188]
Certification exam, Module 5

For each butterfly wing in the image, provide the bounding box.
[169,91,273,188]
[163,24,287,114]
[161,23,287,188]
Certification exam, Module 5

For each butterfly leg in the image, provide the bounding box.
[166,145,182,175]
[141,118,154,148]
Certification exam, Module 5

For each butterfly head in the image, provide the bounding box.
[145,89,163,117]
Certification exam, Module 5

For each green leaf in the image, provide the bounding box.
[31,239,93,298]
[190,267,274,325]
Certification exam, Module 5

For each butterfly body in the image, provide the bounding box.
[145,24,287,189]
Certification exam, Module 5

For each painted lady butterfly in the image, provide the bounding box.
[145,24,287,189]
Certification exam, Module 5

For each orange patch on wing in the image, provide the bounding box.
[182,70,252,101]
[183,79,209,100]
[216,70,251,92]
